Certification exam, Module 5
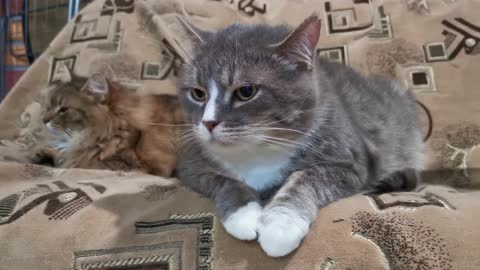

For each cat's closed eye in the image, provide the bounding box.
[234,85,258,101]
[190,88,207,102]
[58,107,69,114]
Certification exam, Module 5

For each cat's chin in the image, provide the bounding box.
[203,138,253,152]
[204,139,238,148]
[198,133,241,148]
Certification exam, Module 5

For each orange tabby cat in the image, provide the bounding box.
[41,67,181,176]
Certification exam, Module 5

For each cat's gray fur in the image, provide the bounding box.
[175,15,424,257]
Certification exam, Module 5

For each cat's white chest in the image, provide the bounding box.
[208,145,293,191]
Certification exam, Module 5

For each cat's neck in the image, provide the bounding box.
[206,142,296,191]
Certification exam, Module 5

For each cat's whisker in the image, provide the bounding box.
[252,111,302,127]
[240,136,291,155]
[149,51,192,67]
[174,131,198,147]
[138,34,195,65]
[177,129,195,137]
[174,139,194,150]
[256,135,301,146]
[195,125,341,155]
[255,100,311,127]
[253,136,299,149]
[175,132,196,142]
[175,134,195,143]
[137,31,193,61]
[222,130,253,136]
[246,125,341,140]
[225,130,320,153]
[247,127,311,137]
[257,134,332,158]
[142,121,194,127]
[244,126,344,153]
[138,34,183,54]
[236,133,290,146]
[251,97,313,127]
[175,136,201,151]
[176,126,195,135]
[254,140,292,155]
[298,107,336,114]
[176,133,195,141]
[252,116,331,131]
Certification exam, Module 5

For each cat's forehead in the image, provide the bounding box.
[213,24,290,47]
[188,49,274,89]
[45,82,83,105]
[189,58,236,88]
[185,24,292,86]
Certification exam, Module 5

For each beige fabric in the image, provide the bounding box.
[1,162,479,269]
[1,0,480,269]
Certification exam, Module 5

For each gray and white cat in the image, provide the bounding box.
[175,15,424,257]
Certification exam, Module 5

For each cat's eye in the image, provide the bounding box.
[190,88,207,102]
[58,107,69,114]
[235,85,258,101]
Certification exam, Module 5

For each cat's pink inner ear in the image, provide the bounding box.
[279,15,321,68]
[82,74,109,100]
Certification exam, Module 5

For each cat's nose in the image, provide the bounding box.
[43,113,53,124]
[202,120,220,132]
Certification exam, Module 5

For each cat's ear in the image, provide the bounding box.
[275,15,321,69]
[176,16,210,47]
[81,73,109,102]
[57,63,73,83]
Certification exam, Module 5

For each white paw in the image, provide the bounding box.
[223,202,262,240]
[257,208,309,257]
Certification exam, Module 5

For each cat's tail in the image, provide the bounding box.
[416,100,432,142]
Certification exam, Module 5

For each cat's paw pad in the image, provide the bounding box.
[257,208,309,257]
[223,202,262,240]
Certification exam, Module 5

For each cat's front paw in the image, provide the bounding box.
[257,208,309,257]
[223,202,262,240]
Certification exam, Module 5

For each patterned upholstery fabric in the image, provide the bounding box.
[0,0,479,269]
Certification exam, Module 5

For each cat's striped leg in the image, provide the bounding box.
[178,167,261,240]
[223,200,262,240]
[177,145,263,240]
[209,177,262,240]
[258,166,361,257]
